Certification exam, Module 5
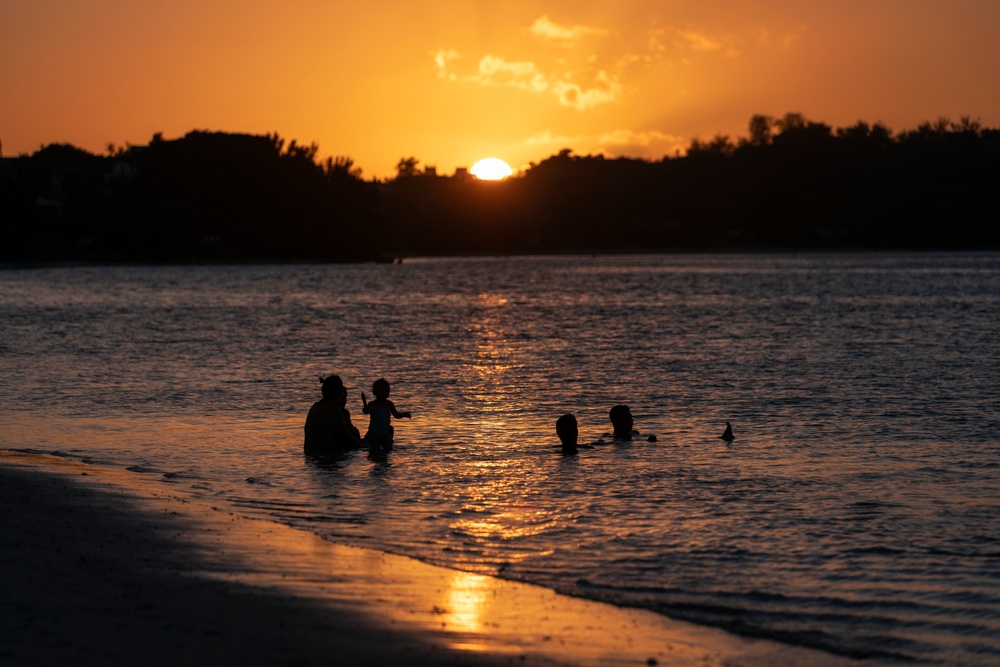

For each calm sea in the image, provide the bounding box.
[2,253,999,665]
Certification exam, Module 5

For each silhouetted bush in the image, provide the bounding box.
[2,113,998,263]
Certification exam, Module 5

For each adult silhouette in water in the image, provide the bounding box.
[304,375,365,453]
[556,413,579,455]
[609,405,635,441]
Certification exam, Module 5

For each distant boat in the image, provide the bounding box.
[720,422,735,442]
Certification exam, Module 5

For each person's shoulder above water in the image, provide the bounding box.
[303,400,338,452]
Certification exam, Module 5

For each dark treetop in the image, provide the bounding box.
[3,113,998,263]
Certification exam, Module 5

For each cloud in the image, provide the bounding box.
[672,28,740,57]
[472,55,549,92]
[433,51,621,110]
[433,49,461,80]
[599,129,679,147]
[647,30,668,55]
[552,71,621,111]
[756,25,809,49]
[780,25,809,48]
[524,130,583,146]
[599,129,686,157]
[523,128,686,160]
[434,49,460,68]
[675,29,725,52]
[529,15,608,43]
[663,23,811,59]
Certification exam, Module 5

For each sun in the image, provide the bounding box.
[470,157,513,181]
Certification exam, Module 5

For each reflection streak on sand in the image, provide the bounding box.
[2,451,858,667]
[442,571,489,636]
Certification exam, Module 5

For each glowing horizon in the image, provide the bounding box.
[1,1,999,179]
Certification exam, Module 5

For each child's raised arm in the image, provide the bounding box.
[361,392,369,413]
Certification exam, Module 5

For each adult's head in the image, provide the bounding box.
[556,413,578,448]
[320,375,345,401]
[609,404,633,439]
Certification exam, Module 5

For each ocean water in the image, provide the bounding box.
[2,253,999,665]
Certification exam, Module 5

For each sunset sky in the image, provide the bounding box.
[2,0,999,179]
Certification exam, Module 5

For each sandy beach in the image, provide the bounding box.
[1,450,859,667]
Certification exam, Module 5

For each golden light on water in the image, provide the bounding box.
[468,292,522,419]
[470,158,513,181]
[450,498,558,542]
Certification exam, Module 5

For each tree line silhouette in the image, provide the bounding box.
[2,112,998,263]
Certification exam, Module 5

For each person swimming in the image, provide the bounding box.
[609,404,633,441]
[361,378,411,450]
[608,404,656,442]
[556,413,579,455]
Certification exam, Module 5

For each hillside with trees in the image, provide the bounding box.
[2,113,998,263]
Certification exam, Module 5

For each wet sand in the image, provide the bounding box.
[0,450,859,667]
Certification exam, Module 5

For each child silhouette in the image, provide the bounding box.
[361,378,411,450]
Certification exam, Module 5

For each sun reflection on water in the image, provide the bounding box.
[450,501,558,541]
[466,291,526,425]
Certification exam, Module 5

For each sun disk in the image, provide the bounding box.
[470,158,513,181]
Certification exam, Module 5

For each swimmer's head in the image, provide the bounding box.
[320,375,345,400]
[609,404,633,437]
[372,377,391,400]
[556,413,578,447]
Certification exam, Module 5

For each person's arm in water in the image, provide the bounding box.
[386,399,411,419]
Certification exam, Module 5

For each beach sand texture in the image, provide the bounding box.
[1,451,858,667]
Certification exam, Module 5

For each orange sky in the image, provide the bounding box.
[2,0,999,179]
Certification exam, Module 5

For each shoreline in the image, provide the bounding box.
[2,247,996,271]
[1,450,859,667]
